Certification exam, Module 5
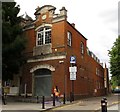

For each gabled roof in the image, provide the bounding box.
[67,21,87,40]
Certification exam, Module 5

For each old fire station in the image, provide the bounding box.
[10,5,109,99]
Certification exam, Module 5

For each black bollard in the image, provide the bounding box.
[42,96,45,109]
[36,96,39,103]
[2,95,6,105]
[2,87,6,105]
[63,93,65,104]
[101,98,107,112]
[103,97,107,112]
[53,93,55,106]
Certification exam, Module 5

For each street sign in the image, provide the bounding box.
[69,66,77,72]
[70,56,76,64]
[70,72,76,80]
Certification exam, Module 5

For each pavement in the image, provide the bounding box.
[1,97,70,111]
[51,93,120,112]
[1,93,120,112]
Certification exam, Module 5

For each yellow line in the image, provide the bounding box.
[112,101,119,105]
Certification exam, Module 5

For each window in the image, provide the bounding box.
[67,31,72,46]
[36,26,51,46]
[96,68,98,75]
[96,67,100,76]
[80,42,84,54]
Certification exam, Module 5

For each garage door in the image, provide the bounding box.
[34,69,52,96]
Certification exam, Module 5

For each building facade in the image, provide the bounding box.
[14,5,109,98]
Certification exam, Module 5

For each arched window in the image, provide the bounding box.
[36,26,51,46]
[80,42,84,54]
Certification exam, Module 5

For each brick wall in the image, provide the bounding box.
[21,5,106,98]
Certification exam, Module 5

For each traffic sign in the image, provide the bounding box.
[70,56,76,64]
[70,72,76,80]
[69,66,77,72]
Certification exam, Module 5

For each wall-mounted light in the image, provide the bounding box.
[59,60,64,64]
[55,49,57,51]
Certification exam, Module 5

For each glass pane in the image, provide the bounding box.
[38,33,43,45]
[38,28,43,32]
[45,31,51,44]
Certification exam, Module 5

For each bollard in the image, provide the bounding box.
[2,87,6,105]
[53,93,55,106]
[42,96,45,109]
[2,95,6,105]
[101,98,107,112]
[103,97,107,112]
[63,93,65,104]
[36,96,39,103]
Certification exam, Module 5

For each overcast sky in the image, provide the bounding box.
[14,0,119,77]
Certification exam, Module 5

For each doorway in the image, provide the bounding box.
[34,69,52,96]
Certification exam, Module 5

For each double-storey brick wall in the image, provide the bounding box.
[20,5,108,98]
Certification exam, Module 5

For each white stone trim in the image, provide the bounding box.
[35,23,52,31]
[52,15,66,23]
[30,64,55,73]
[27,55,66,63]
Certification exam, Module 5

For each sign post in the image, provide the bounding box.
[69,56,77,102]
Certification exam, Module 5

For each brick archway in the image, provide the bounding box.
[30,64,55,73]
[30,64,55,96]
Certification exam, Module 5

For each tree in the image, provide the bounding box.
[2,2,26,81]
[109,36,120,86]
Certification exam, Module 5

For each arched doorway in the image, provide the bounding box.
[34,69,52,96]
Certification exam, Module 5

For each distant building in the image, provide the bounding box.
[10,5,109,99]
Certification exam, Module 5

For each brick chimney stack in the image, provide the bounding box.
[60,7,67,17]
[71,23,75,27]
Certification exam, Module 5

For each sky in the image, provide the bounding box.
[14,0,119,77]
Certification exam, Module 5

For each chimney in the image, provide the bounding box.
[105,63,107,68]
[71,23,75,27]
[60,7,67,16]
[35,6,40,11]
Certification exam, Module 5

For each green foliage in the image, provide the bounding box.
[110,76,120,89]
[2,2,26,81]
[109,36,120,86]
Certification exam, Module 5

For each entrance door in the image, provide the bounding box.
[34,69,52,96]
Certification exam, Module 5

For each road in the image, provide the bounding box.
[46,103,120,112]
[108,103,120,111]
[1,94,120,112]
[47,94,120,112]
[1,109,39,112]
[96,103,120,112]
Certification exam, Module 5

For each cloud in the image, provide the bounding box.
[1,0,14,2]
[14,0,118,75]
[99,9,117,23]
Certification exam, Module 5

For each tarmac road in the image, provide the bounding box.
[1,110,42,112]
[45,104,120,112]
[47,94,120,112]
[108,103,120,111]
[1,94,120,112]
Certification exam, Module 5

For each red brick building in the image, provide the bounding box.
[15,5,109,98]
